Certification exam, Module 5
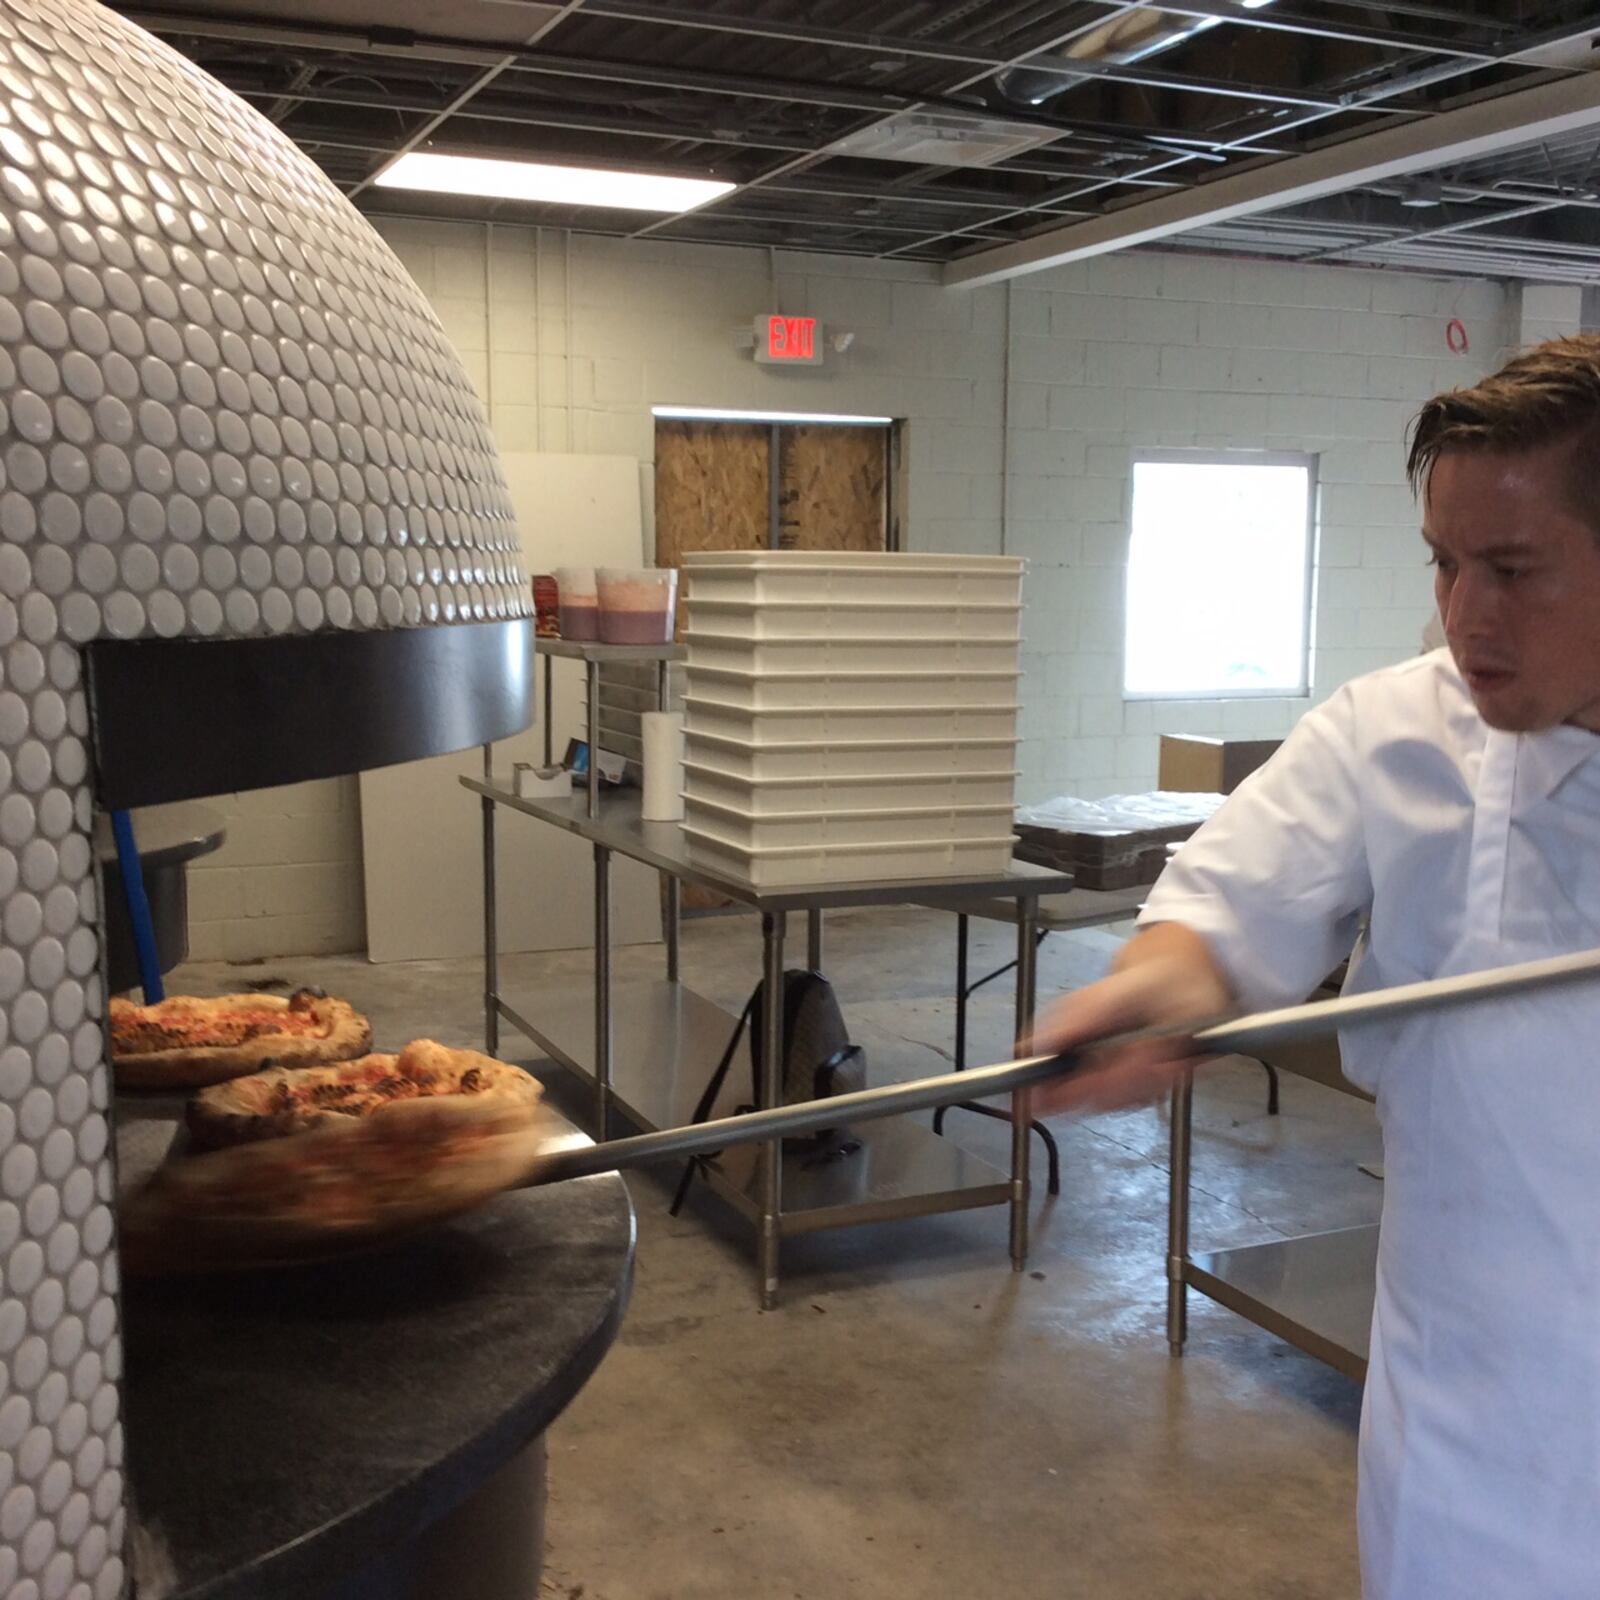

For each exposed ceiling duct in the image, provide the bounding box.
[945,64,1600,286]
[115,1,1600,282]
[992,4,1233,107]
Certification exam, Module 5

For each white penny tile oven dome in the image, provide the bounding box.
[0,1,534,1595]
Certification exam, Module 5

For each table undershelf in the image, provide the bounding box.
[1187,1223,1377,1381]
[496,979,1011,1230]
[498,980,744,1133]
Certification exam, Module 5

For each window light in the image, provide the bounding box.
[1124,453,1315,698]
[374,152,736,213]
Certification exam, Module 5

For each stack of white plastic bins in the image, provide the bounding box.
[680,551,1024,886]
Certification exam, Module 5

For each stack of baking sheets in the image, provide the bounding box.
[1013,792,1224,889]
[680,551,1024,886]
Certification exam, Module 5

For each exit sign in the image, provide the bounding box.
[754,314,822,366]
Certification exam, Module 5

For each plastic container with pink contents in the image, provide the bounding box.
[555,566,600,641]
[598,567,679,644]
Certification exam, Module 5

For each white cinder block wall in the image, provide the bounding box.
[185,781,365,962]
[1010,255,1511,798]
[190,219,1534,955]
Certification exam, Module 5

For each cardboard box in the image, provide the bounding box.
[1158,735,1281,796]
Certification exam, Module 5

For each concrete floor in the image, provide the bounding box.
[167,906,1381,1600]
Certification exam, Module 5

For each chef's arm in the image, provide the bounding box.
[1028,921,1236,1116]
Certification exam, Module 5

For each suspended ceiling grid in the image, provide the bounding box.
[116,2,1600,283]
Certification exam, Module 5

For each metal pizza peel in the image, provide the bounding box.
[517,946,1600,1187]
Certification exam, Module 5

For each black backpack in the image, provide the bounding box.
[669,970,866,1215]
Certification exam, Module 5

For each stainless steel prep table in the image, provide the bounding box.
[917,882,1360,1370]
[466,772,1074,1307]
[1168,1005,1378,1380]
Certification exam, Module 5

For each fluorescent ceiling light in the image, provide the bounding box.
[374,152,736,213]
[652,406,893,426]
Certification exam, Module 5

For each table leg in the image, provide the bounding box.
[758,909,787,1310]
[933,914,969,1137]
[481,744,498,1057]
[664,875,681,983]
[657,664,676,983]
[1011,899,1038,1270]
[932,918,1061,1194]
[542,652,554,769]
[594,843,612,1139]
[806,908,823,971]
[586,659,600,819]
[955,912,969,1073]
[1167,1074,1194,1356]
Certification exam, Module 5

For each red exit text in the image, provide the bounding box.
[761,314,820,364]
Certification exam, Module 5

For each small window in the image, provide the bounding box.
[1123,451,1315,699]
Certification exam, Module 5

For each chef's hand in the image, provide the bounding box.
[1025,922,1236,1117]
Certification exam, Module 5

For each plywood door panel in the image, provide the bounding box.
[361,453,662,962]
[780,425,887,552]
[654,420,772,910]
[654,421,770,568]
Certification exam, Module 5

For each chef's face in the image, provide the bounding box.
[1423,440,1600,733]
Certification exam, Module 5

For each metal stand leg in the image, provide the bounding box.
[585,660,600,819]
[806,908,823,972]
[956,913,970,1072]
[664,876,680,983]
[758,909,787,1310]
[1167,1074,1194,1356]
[657,659,677,977]
[936,914,1061,1197]
[594,843,612,1139]
[933,914,970,1136]
[1009,899,1038,1269]
[1262,1061,1280,1116]
[542,653,554,769]
[482,744,498,1057]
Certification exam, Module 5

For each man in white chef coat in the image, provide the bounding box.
[1036,334,1600,1599]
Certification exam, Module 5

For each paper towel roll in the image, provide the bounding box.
[641,711,686,822]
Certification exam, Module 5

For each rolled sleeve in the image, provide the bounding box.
[1139,691,1373,1011]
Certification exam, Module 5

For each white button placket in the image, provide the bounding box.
[1462,730,1520,944]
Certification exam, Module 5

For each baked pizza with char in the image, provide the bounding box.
[121,1041,554,1272]
[110,988,372,1088]
[185,1038,544,1149]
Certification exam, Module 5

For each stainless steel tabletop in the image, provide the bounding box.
[463,780,1076,912]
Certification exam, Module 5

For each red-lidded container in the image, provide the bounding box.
[532,575,560,637]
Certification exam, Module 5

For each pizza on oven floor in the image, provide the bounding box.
[120,1040,555,1272]
[185,1038,546,1149]
[110,988,373,1088]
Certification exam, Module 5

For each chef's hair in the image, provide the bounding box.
[1408,333,1600,501]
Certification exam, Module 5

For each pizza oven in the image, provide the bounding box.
[0,1,533,1593]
